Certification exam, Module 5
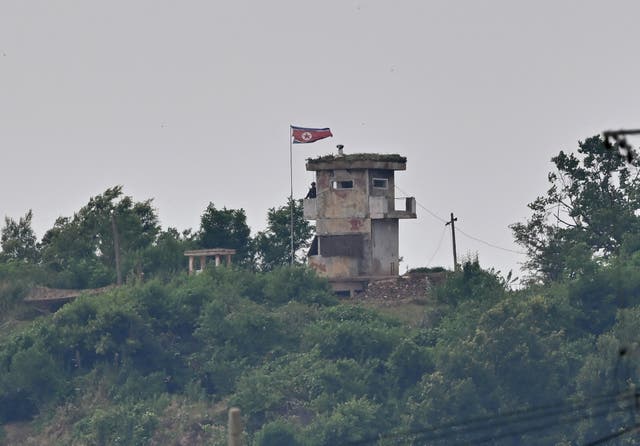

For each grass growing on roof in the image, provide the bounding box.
[307,153,407,164]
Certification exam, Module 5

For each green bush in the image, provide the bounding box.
[301,309,404,362]
[72,402,159,446]
[261,266,336,306]
[387,339,434,391]
[254,420,303,446]
[435,259,506,306]
[0,341,64,422]
[304,397,384,446]
[0,280,28,314]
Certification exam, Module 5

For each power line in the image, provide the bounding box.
[352,402,633,446]
[395,185,526,255]
[346,390,636,446]
[426,396,631,445]
[441,404,633,446]
[583,423,640,446]
[455,225,526,255]
[425,226,447,267]
[394,185,447,224]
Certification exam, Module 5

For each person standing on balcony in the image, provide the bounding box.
[305,182,317,199]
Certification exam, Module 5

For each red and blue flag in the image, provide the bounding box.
[291,126,333,144]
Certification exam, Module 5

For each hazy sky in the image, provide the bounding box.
[2,1,640,280]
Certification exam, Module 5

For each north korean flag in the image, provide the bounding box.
[291,126,333,144]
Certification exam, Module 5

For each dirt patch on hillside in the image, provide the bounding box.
[2,422,34,445]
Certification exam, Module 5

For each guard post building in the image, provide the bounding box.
[303,153,417,296]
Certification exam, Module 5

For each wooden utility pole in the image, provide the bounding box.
[111,212,123,286]
[445,212,459,271]
[228,407,242,446]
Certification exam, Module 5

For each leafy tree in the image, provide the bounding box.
[0,210,39,263]
[261,266,335,306]
[404,285,592,445]
[140,227,195,278]
[435,258,507,307]
[40,186,160,287]
[387,338,434,391]
[197,203,252,265]
[573,306,640,444]
[301,306,404,362]
[255,198,313,270]
[511,136,640,282]
[0,213,48,313]
[0,342,63,423]
[305,397,384,446]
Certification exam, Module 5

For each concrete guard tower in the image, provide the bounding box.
[303,153,417,296]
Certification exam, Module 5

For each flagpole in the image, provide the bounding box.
[288,125,332,267]
[289,126,294,266]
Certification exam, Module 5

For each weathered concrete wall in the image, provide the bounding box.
[316,170,369,219]
[316,218,371,236]
[360,232,372,276]
[309,255,359,278]
[303,198,317,220]
[369,196,388,219]
[371,219,399,275]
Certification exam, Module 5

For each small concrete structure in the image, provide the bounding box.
[304,153,417,296]
[184,248,236,275]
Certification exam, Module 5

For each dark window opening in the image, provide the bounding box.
[332,180,354,189]
[373,178,388,189]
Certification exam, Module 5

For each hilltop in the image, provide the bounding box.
[2,257,640,444]
[2,136,640,444]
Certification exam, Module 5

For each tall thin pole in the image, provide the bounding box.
[445,212,458,271]
[111,212,122,285]
[289,127,294,265]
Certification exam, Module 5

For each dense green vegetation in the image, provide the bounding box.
[0,187,312,289]
[2,136,640,445]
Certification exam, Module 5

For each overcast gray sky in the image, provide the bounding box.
[2,1,639,280]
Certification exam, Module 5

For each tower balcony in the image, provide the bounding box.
[369,196,417,219]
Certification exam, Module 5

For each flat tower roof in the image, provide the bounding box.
[306,153,407,171]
